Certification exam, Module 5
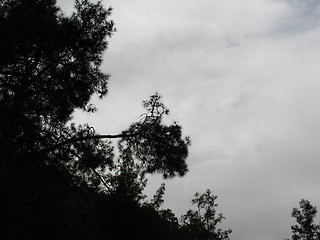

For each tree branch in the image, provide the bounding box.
[30,51,69,83]
[67,148,113,193]
[90,167,112,192]
[42,133,138,153]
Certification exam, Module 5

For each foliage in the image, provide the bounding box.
[108,143,148,202]
[0,1,231,239]
[151,183,166,210]
[287,199,320,240]
[0,0,116,188]
[180,189,232,240]
[0,0,190,193]
[120,93,190,179]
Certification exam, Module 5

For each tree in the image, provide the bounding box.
[0,0,190,191]
[0,0,116,189]
[0,0,191,238]
[286,199,320,240]
[0,1,231,239]
[180,189,232,240]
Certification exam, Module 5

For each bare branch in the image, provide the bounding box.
[41,132,138,153]
[90,167,112,192]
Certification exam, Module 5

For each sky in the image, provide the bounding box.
[57,1,320,239]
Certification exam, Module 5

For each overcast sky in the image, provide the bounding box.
[58,1,320,239]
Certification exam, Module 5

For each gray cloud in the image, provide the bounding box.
[58,0,320,239]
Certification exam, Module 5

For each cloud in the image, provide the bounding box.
[57,0,320,239]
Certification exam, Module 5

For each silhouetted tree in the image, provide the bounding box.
[0,1,231,239]
[286,199,320,240]
[0,0,190,192]
[0,0,115,190]
[180,189,232,240]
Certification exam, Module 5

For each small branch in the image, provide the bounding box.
[67,149,113,193]
[90,167,112,192]
[41,133,138,153]
[30,51,68,83]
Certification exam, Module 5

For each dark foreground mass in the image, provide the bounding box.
[0,1,233,239]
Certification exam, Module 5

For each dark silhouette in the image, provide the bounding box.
[180,190,232,240]
[286,199,320,240]
[0,1,231,239]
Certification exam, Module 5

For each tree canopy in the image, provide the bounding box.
[0,0,190,191]
[286,199,320,240]
[0,1,231,239]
